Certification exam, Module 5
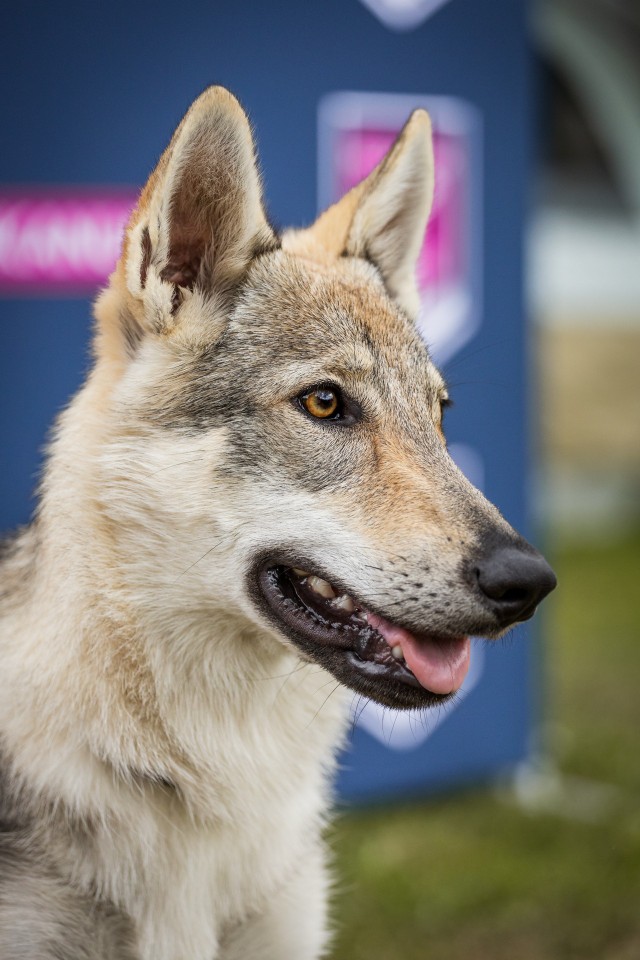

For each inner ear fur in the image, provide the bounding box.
[102,86,275,358]
[285,109,434,317]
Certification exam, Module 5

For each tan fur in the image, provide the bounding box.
[0,88,551,960]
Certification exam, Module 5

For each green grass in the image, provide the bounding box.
[329,531,640,960]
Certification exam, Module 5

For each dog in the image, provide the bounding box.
[0,87,556,959]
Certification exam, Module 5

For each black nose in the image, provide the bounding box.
[475,546,557,625]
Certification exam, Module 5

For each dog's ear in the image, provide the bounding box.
[288,110,433,318]
[97,87,275,363]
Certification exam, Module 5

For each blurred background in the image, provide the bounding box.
[1,1,639,957]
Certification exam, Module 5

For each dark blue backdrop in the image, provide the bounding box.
[0,0,536,802]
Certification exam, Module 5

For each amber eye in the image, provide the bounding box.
[299,386,341,420]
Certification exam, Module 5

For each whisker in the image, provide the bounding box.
[272,661,312,702]
[174,519,258,580]
[173,525,248,580]
[306,682,342,728]
[147,455,207,476]
[388,708,400,744]
[248,662,309,683]
[351,694,370,733]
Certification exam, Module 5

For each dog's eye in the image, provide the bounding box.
[299,386,341,420]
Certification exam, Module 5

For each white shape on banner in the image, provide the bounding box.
[352,642,484,750]
[418,286,479,368]
[448,441,484,493]
[358,0,452,32]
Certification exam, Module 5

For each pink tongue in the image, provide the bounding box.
[367,613,471,695]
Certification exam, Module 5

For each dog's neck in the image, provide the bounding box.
[2,518,345,824]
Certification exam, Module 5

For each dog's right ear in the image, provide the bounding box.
[285,110,433,319]
[96,87,275,365]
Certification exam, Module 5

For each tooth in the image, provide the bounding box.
[332,594,355,613]
[391,644,404,660]
[292,568,310,578]
[307,576,336,599]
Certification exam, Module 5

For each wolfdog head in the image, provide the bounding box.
[81,87,555,713]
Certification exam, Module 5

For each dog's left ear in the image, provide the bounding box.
[127,85,275,302]
[97,87,275,364]
[288,110,433,318]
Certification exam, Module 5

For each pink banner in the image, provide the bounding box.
[0,193,136,295]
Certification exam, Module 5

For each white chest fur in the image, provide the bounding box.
[87,662,349,960]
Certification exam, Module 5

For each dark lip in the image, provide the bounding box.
[514,604,538,624]
[248,555,462,710]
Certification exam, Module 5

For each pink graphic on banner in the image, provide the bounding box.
[0,193,136,294]
[333,129,467,295]
[319,93,480,365]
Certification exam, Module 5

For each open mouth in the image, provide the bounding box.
[254,562,471,710]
